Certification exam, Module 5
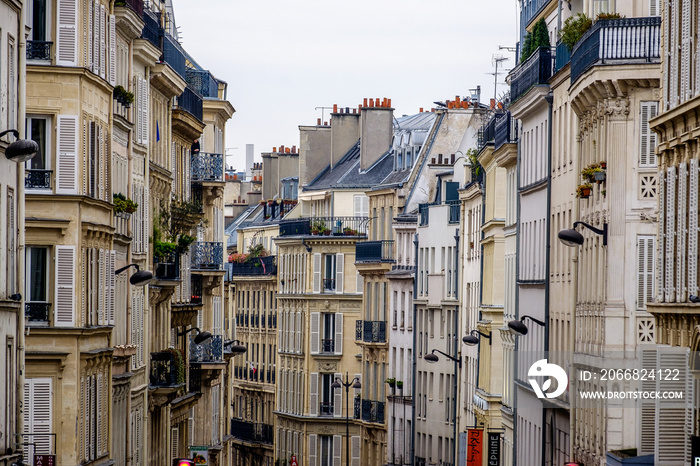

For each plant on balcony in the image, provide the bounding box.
[164,347,186,385]
[312,220,327,235]
[343,227,357,236]
[385,377,396,388]
[467,148,481,177]
[113,192,138,214]
[396,380,403,389]
[521,18,551,61]
[596,12,624,21]
[229,253,248,263]
[581,163,602,182]
[113,85,135,107]
[153,200,206,259]
[576,183,593,199]
[560,13,593,51]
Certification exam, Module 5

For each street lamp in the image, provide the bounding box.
[507,315,546,336]
[1,129,39,163]
[423,348,462,366]
[115,263,154,286]
[462,329,492,346]
[331,372,361,466]
[224,339,247,356]
[558,221,607,247]
[178,326,213,344]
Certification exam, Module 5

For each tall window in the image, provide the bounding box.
[320,374,334,416]
[26,247,49,324]
[319,435,333,466]
[323,254,336,292]
[322,313,335,353]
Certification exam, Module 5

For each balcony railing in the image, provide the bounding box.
[26,41,52,60]
[356,320,386,343]
[354,397,361,419]
[448,200,460,224]
[25,169,52,189]
[356,240,395,263]
[115,0,143,16]
[176,86,203,122]
[321,339,335,353]
[230,419,273,445]
[227,256,277,276]
[509,47,552,103]
[419,204,429,226]
[149,351,182,387]
[26,302,50,323]
[163,32,186,78]
[140,9,160,48]
[478,113,503,151]
[278,216,369,237]
[154,252,180,280]
[191,242,223,270]
[322,278,336,292]
[320,402,334,416]
[571,17,661,84]
[494,111,518,150]
[361,399,385,423]
[186,69,219,98]
[190,334,223,362]
[521,0,552,30]
[191,152,224,182]
[554,40,571,73]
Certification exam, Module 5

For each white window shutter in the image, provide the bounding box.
[97,248,105,324]
[56,0,77,65]
[334,372,342,418]
[640,102,659,167]
[57,115,79,194]
[689,160,698,296]
[351,435,361,466]
[334,312,343,354]
[335,253,344,294]
[313,253,321,294]
[637,236,655,311]
[333,435,342,465]
[665,167,676,302]
[639,348,656,455]
[649,0,660,16]
[309,373,318,416]
[172,142,176,191]
[310,312,319,354]
[657,169,665,301]
[654,346,690,464]
[55,246,76,326]
[99,5,106,78]
[308,434,318,466]
[24,378,53,456]
[108,250,115,325]
[108,15,116,85]
[171,427,179,460]
[296,311,302,352]
[677,163,688,301]
[143,183,149,255]
[96,373,103,454]
[92,0,99,72]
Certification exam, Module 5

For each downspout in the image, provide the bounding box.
[410,233,419,466]
[452,228,460,465]
[513,115,522,466]
[542,91,554,466]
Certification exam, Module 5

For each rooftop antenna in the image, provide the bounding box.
[489,54,510,102]
[315,107,334,125]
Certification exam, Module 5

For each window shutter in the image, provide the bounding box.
[172,142,176,192]
[665,166,676,302]
[108,15,115,84]
[24,378,53,456]
[639,348,656,455]
[309,372,318,416]
[108,250,115,325]
[278,311,284,349]
[637,236,655,311]
[657,169,665,301]
[97,248,104,324]
[99,5,106,78]
[313,253,321,293]
[655,346,690,464]
[351,435,361,466]
[295,311,302,352]
[171,427,179,460]
[356,271,363,294]
[56,0,77,65]
[333,435,342,465]
[640,102,659,167]
[689,160,698,296]
[677,163,688,301]
[143,184,149,255]
[308,434,318,466]
[96,373,103,454]
[55,246,75,326]
[56,115,78,194]
[92,0,98,71]
[334,312,343,354]
[334,372,342,418]
[335,253,344,294]
[310,312,319,354]
[649,0,660,16]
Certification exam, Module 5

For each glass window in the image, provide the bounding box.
[323,255,336,292]
[320,374,334,416]
[26,116,50,170]
[26,247,48,302]
[320,435,333,466]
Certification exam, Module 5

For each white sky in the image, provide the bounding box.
[174,0,520,171]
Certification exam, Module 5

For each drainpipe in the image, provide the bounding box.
[513,114,522,466]
[410,233,419,466]
[542,91,554,466]
[452,229,460,465]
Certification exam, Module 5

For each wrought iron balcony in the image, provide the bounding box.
[149,351,182,387]
[322,278,336,292]
[509,47,553,102]
[114,0,143,15]
[320,401,334,416]
[230,419,273,445]
[355,320,386,343]
[154,252,180,280]
[227,256,277,276]
[176,87,203,122]
[186,69,219,98]
[571,16,661,84]
[361,399,385,424]
[26,41,52,61]
[494,111,518,150]
[25,169,52,189]
[521,0,553,30]
[478,112,504,152]
[554,40,571,73]
[278,216,370,237]
[191,241,223,270]
[191,152,224,183]
[448,201,460,224]
[321,339,335,353]
[190,333,223,362]
[354,397,361,419]
[163,32,186,78]
[140,8,160,48]
[356,240,395,263]
[25,302,50,323]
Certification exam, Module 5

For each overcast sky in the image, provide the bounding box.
[174,0,520,171]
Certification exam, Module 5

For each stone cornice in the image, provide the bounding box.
[150,63,187,98]
[114,5,145,40]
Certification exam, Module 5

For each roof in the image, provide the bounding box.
[225,205,258,247]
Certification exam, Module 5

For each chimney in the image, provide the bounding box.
[359,98,393,171]
[299,123,331,187]
[292,145,296,154]
[246,144,254,180]
[331,104,360,169]
[317,118,322,126]
[419,107,424,113]
[333,104,338,113]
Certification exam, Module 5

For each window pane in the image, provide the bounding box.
[30,119,47,170]
[28,248,47,301]
[32,0,47,41]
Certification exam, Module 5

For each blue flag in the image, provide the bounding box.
[156,121,160,141]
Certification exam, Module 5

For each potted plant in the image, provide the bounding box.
[113,192,138,217]
[113,85,134,108]
[385,377,396,388]
[581,163,602,182]
[322,226,331,236]
[599,160,607,169]
[312,220,326,235]
[560,13,593,51]
[343,227,356,236]
[576,183,593,198]
[594,171,606,183]
[396,380,403,390]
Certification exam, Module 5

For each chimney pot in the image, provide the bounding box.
[419,107,424,113]
[455,96,460,104]
[324,121,328,126]
[280,145,285,152]
[369,99,374,108]
[292,145,296,153]
[346,107,350,113]
[438,154,443,164]
[285,147,291,153]
[451,153,455,164]
[317,118,322,125]
[431,158,436,164]
[333,104,338,113]
[490,98,496,109]
[353,109,357,114]
[273,147,277,152]
[388,98,391,108]
[375,98,380,107]
[364,98,368,107]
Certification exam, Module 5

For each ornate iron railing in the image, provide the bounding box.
[186,69,219,98]
[230,419,273,444]
[25,169,52,189]
[154,252,180,280]
[25,302,50,323]
[571,16,661,84]
[140,9,160,48]
[322,278,336,292]
[26,41,52,60]
[176,86,203,121]
[115,0,143,16]
[356,240,395,262]
[191,152,224,182]
[321,339,335,353]
[191,241,223,270]
[355,320,363,341]
[419,204,429,226]
[189,334,223,362]
[554,40,571,73]
[149,351,181,387]
[279,218,311,236]
[228,256,277,276]
[448,200,460,224]
[509,47,552,102]
[494,111,518,150]
[361,400,385,423]
[163,32,186,78]
[279,216,370,237]
[355,320,386,343]
[320,401,334,416]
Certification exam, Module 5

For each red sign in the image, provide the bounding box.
[291,455,298,466]
[34,455,56,466]
[466,429,483,466]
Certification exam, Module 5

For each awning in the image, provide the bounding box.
[298,190,330,201]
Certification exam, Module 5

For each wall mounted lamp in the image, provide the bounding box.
[462,329,492,346]
[115,263,153,286]
[507,315,546,336]
[224,339,247,355]
[177,327,212,344]
[1,129,39,163]
[558,221,607,247]
[424,349,462,367]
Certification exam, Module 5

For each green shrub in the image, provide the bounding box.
[560,13,593,51]
[113,193,138,214]
[521,18,551,61]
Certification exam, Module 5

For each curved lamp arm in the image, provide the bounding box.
[574,221,607,246]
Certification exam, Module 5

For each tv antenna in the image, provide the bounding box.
[489,54,510,102]
[315,107,334,125]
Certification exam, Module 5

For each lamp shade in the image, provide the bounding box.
[130,269,154,286]
[331,380,341,389]
[5,139,39,163]
[352,379,361,389]
[507,319,529,336]
[194,330,212,344]
[558,228,584,247]
[462,335,479,346]
[424,353,439,363]
[230,343,246,355]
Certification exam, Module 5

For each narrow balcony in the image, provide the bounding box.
[176,86,203,122]
[191,242,223,271]
[191,152,224,183]
[321,339,335,353]
[320,402,335,416]
[226,255,277,276]
[355,320,386,343]
[494,111,518,150]
[186,69,219,98]
[149,350,183,387]
[554,40,571,73]
[278,216,369,237]
[230,419,273,445]
[571,16,661,84]
[477,112,503,151]
[354,397,361,419]
[448,201,460,224]
[115,0,143,15]
[25,302,50,325]
[356,240,395,263]
[189,334,223,363]
[163,31,186,78]
[361,399,385,424]
[26,41,52,61]
[509,47,552,102]
[25,169,52,190]
[140,8,160,48]
[154,252,180,280]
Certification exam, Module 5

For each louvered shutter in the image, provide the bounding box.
[172,142,176,191]
[143,78,149,144]
[665,166,676,302]
[171,427,179,460]
[655,346,690,465]
[333,435,342,465]
[639,348,656,455]
[351,436,361,466]
[278,311,284,349]
[637,236,655,311]
[56,115,78,194]
[56,0,77,65]
[55,246,75,326]
[96,372,103,454]
[24,378,53,456]
[649,0,660,16]
[91,0,98,72]
[335,253,344,294]
[677,163,688,301]
[143,184,149,255]
[640,102,659,167]
[334,373,342,418]
[681,0,691,102]
[334,312,343,354]
[97,248,104,324]
[108,15,115,84]
[295,311,302,352]
[657,169,666,301]
[309,372,318,416]
[310,312,320,354]
[689,160,698,296]
[309,434,318,466]
[313,253,321,293]
[107,250,115,325]
[99,5,106,78]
